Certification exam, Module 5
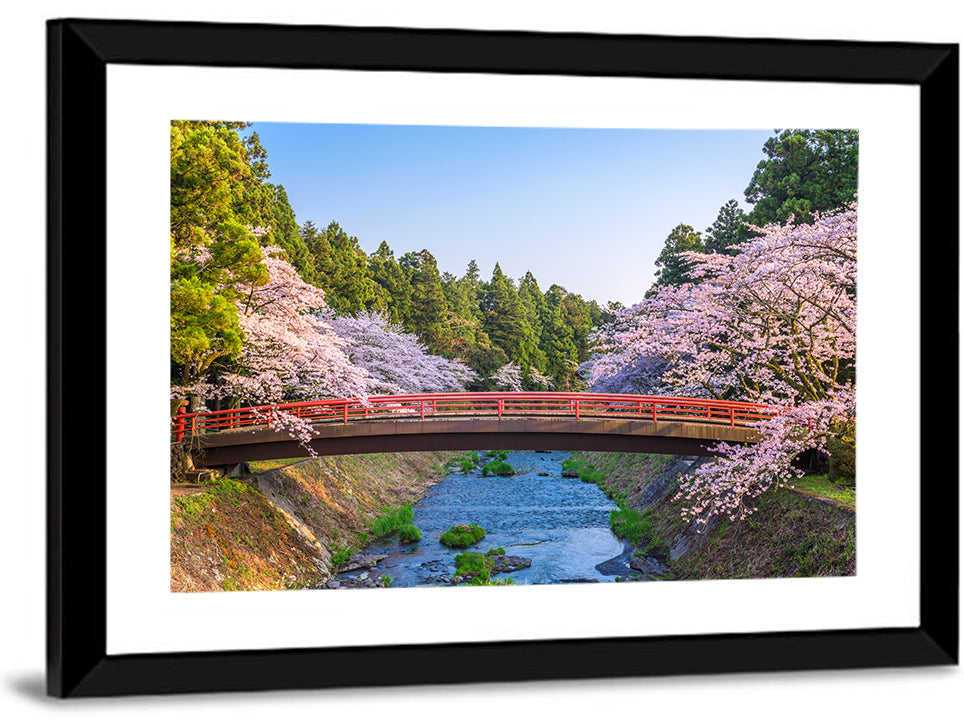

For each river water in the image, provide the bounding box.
[332,450,650,588]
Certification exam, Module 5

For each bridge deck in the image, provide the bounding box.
[188,414,764,465]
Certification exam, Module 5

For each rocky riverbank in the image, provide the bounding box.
[571,450,856,579]
[170,450,453,592]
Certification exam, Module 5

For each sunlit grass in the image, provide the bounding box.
[789,474,855,509]
[247,457,308,473]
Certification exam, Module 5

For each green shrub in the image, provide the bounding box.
[485,547,506,556]
[331,546,354,567]
[827,435,856,487]
[397,524,422,543]
[609,507,652,545]
[481,459,515,477]
[561,456,588,472]
[578,468,606,485]
[440,523,486,548]
[452,552,516,586]
[371,503,415,537]
[454,551,492,582]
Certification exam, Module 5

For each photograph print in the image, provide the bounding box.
[169,121,858,593]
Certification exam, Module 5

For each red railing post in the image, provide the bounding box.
[652,402,657,422]
[498,398,503,419]
[174,403,187,442]
[730,407,735,426]
[420,400,425,420]
[575,399,580,420]
[343,401,349,424]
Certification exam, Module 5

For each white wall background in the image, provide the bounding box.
[2,1,961,718]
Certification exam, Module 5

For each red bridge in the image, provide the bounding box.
[173,392,780,466]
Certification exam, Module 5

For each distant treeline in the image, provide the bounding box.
[279,219,616,391]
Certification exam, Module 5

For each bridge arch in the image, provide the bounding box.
[174,392,777,467]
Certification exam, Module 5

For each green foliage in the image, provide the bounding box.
[791,474,856,508]
[827,435,856,488]
[367,240,414,326]
[561,456,604,485]
[481,459,515,477]
[331,546,354,567]
[560,456,584,472]
[609,507,652,546]
[371,503,415,537]
[667,484,856,579]
[451,551,516,586]
[454,551,493,582]
[397,524,423,543]
[744,129,859,226]
[408,249,454,354]
[170,121,274,396]
[651,223,705,289]
[578,468,606,485]
[447,451,482,473]
[481,263,529,361]
[309,221,380,314]
[439,523,486,548]
[704,199,750,255]
[541,290,581,389]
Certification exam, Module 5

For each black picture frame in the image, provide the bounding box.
[47,18,958,698]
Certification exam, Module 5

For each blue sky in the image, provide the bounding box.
[249,122,774,306]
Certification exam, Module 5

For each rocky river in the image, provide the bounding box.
[325,450,668,588]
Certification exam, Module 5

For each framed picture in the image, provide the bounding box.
[47,19,958,698]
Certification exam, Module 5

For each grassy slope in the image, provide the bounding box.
[170,476,324,592]
[572,451,856,579]
[170,451,452,592]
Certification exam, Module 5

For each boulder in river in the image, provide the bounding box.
[336,553,387,573]
[488,554,532,574]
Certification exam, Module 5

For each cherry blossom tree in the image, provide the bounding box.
[323,310,476,394]
[578,353,671,395]
[526,366,555,391]
[490,362,524,392]
[219,245,369,405]
[585,204,857,522]
[172,244,370,454]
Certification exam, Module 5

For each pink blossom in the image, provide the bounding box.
[585,204,857,522]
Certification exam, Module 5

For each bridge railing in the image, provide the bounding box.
[171,392,780,442]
